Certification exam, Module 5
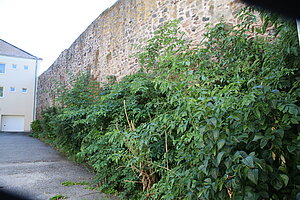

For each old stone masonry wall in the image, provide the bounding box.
[37,0,244,116]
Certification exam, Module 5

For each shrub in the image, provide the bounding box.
[36,8,300,199]
[30,120,42,134]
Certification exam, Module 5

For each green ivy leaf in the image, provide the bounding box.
[242,156,255,168]
[217,139,226,150]
[288,104,299,115]
[279,174,289,186]
[248,168,258,185]
[260,138,268,148]
[213,130,220,141]
[290,118,299,124]
[273,178,283,190]
[254,108,261,119]
[244,187,260,200]
[216,152,225,167]
[210,118,218,127]
[287,145,296,153]
[252,134,263,142]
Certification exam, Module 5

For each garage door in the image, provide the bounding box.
[1,115,25,132]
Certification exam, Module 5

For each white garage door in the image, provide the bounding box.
[1,115,25,132]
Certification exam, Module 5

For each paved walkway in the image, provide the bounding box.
[0,132,117,200]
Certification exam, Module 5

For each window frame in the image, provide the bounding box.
[0,87,4,98]
[10,87,16,92]
[21,88,27,93]
[0,63,6,74]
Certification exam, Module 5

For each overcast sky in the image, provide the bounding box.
[0,0,118,74]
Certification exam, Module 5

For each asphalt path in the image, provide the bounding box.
[0,132,117,200]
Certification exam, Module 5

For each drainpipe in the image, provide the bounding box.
[297,19,300,46]
[33,57,41,121]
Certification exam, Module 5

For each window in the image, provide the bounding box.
[0,87,3,97]
[12,64,17,69]
[0,64,5,73]
[22,88,27,93]
[10,87,16,92]
[24,65,29,70]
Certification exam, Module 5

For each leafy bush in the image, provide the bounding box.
[35,8,300,199]
[30,120,42,133]
[33,74,100,155]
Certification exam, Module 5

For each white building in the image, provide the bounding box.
[0,39,42,132]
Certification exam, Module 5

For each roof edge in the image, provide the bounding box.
[0,53,42,60]
[0,39,42,60]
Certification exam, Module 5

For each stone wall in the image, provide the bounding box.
[37,0,244,116]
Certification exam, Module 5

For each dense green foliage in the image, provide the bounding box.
[33,9,300,199]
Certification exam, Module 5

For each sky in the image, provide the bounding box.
[0,0,118,75]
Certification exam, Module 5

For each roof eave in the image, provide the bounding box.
[0,39,42,60]
[0,53,42,60]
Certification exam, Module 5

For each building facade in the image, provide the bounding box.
[0,39,41,132]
